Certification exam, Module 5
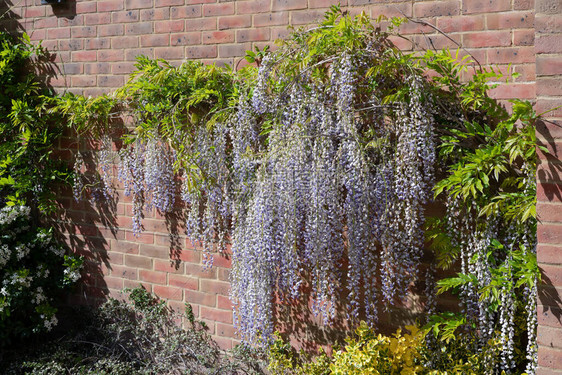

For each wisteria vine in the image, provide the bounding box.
[64,8,540,373]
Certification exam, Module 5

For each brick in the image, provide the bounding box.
[487,11,534,29]
[538,77,562,96]
[514,29,535,46]
[85,38,111,50]
[539,347,562,369]
[153,285,183,300]
[186,18,216,31]
[141,34,170,47]
[184,45,217,58]
[514,0,534,10]
[216,322,237,337]
[185,290,216,306]
[212,336,233,350]
[219,15,252,30]
[154,259,185,273]
[112,10,140,24]
[98,75,125,87]
[98,50,124,62]
[60,63,83,75]
[76,1,97,13]
[254,12,289,27]
[217,295,232,310]
[291,9,326,25]
[110,239,139,254]
[126,0,153,10]
[169,274,199,289]
[72,51,97,62]
[513,63,536,81]
[47,27,71,39]
[156,0,184,5]
[537,35,562,54]
[462,0,511,14]
[200,279,230,295]
[271,26,291,40]
[238,0,271,14]
[97,0,124,12]
[25,6,45,17]
[154,47,185,60]
[414,0,460,18]
[171,32,202,46]
[112,36,139,49]
[200,306,233,324]
[488,47,535,64]
[140,8,171,21]
[413,33,462,50]
[272,0,307,11]
[139,270,167,284]
[237,28,270,42]
[203,30,235,44]
[98,25,124,39]
[184,262,217,279]
[538,325,562,349]
[537,244,562,264]
[536,15,562,33]
[309,0,346,8]
[537,0,562,15]
[203,3,235,16]
[124,254,153,269]
[171,6,202,19]
[139,244,170,259]
[111,265,138,280]
[71,26,97,38]
[34,17,58,29]
[538,224,562,245]
[155,20,185,33]
[218,43,250,58]
[85,13,111,26]
[71,75,96,87]
[538,305,562,327]
[125,22,153,35]
[537,99,562,117]
[463,31,511,47]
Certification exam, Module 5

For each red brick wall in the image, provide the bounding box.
[536,0,562,373]
[3,0,561,369]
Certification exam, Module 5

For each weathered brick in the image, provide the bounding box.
[170,32,202,46]
[218,15,252,30]
[72,50,97,62]
[169,274,199,290]
[125,22,153,35]
[237,28,270,42]
[124,254,153,269]
[155,20,185,33]
[254,12,288,27]
[203,3,235,16]
[139,270,167,284]
[140,8,171,21]
[462,0,511,14]
[112,10,140,24]
[272,0,307,11]
[200,306,233,324]
[538,224,562,245]
[154,47,185,60]
[414,0,460,18]
[126,0,153,10]
[218,43,250,58]
[97,75,125,87]
[85,13,111,26]
[487,47,535,64]
[98,50,124,62]
[186,18,217,31]
[171,5,202,19]
[487,11,534,29]
[99,24,125,36]
[203,30,235,44]
[98,0,124,12]
[463,30,512,47]
[71,26,97,38]
[537,35,562,53]
[238,0,271,14]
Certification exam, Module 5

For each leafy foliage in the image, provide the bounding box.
[0,31,82,345]
[3,287,267,374]
[54,6,539,373]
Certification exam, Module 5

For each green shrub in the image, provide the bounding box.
[0,31,82,344]
[3,287,267,375]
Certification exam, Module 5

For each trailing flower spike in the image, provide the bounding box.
[59,7,539,373]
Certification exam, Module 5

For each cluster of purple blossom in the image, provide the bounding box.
[118,135,177,236]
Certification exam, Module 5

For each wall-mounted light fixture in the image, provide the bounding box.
[41,0,66,4]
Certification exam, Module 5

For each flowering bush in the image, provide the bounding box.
[57,6,539,373]
[0,32,82,344]
[0,205,82,342]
